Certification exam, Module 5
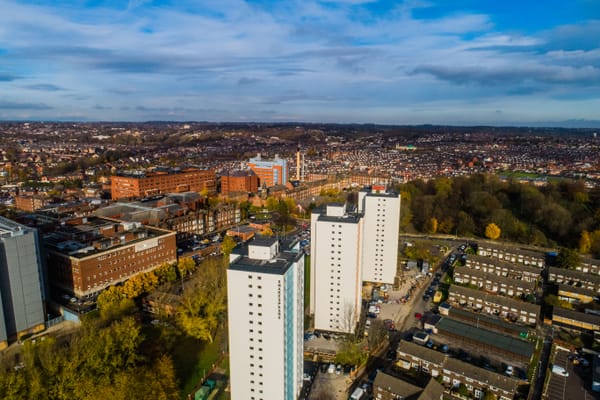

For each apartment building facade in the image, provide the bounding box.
[453,267,536,297]
[465,254,540,283]
[227,237,304,400]
[447,285,540,326]
[548,267,600,293]
[310,203,363,334]
[477,244,546,268]
[358,185,400,284]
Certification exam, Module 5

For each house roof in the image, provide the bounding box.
[397,340,447,365]
[444,357,521,394]
[373,371,422,398]
[449,284,541,315]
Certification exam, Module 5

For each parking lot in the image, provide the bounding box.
[545,347,598,400]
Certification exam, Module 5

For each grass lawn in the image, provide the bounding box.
[173,330,227,400]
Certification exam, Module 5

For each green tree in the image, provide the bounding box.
[556,247,580,270]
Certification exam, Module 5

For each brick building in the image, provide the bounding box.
[110,167,216,200]
[14,194,52,212]
[44,216,177,298]
[248,154,288,188]
[220,170,258,195]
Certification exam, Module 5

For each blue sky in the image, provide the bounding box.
[1,0,599,125]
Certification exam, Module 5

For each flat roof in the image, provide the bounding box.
[229,243,302,276]
[437,318,534,358]
[448,307,529,336]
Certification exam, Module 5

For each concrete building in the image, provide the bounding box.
[221,169,259,196]
[0,216,46,349]
[227,236,304,400]
[310,203,363,334]
[358,184,400,284]
[248,154,288,188]
[110,166,216,200]
[44,216,177,298]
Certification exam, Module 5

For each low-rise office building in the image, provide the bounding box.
[447,285,540,326]
[44,216,177,298]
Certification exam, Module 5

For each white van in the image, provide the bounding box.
[551,364,569,377]
[349,387,365,400]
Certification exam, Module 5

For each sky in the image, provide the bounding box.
[1,0,600,126]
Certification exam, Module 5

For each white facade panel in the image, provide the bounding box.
[312,213,362,334]
[361,193,400,284]
[227,247,303,400]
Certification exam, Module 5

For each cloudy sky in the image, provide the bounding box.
[1,0,599,125]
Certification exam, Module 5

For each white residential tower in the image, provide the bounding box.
[227,236,304,400]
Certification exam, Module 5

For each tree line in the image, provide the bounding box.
[394,174,600,256]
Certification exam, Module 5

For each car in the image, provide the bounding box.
[505,365,513,376]
[426,340,434,348]
[327,363,335,374]
[335,364,342,375]
[414,312,423,320]
[440,344,449,353]
[551,365,569,377]
[303,373,312,381]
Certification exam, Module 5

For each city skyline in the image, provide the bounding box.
[1,0,599,126]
